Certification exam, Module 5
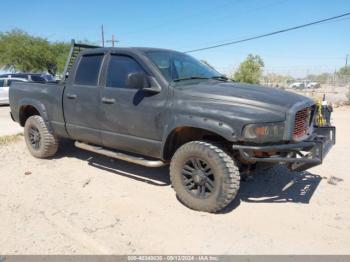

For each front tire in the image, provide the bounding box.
[24,115,59,158]
[170,141,240,213]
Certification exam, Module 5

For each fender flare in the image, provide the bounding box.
[18,98,49,124]
[160,114,237,158]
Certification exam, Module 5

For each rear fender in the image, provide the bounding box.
[18,98,49,125]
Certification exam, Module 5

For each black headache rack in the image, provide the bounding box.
[61,39,100,82]
[232,126,336,172]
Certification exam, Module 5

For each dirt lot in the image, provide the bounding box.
[0,105,22,136]
[0,107,349,255]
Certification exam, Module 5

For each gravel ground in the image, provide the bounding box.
[0,107,349,255]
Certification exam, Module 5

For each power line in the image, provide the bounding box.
[185,12,350,53]
[184,16,350,53]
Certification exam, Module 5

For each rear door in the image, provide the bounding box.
[63,53,105,144]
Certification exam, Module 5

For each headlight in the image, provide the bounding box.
[243,122,285,142]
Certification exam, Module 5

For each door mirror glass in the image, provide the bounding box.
[125,72,148,89]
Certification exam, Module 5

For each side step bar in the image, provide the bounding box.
[74,141,166,167]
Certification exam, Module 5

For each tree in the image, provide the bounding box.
[338,66,350,76]
[0,29,70,75]
[336,66,350,86]
[233,54,264,84]
[48,42,71,75]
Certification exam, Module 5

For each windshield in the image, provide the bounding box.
[146,51,223,82]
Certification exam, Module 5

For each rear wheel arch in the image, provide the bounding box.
[18,102,48,127]
[19,105,41,126]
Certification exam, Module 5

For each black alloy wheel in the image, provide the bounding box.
[181,157,215,199]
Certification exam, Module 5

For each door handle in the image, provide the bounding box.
[66,93,77,99]
[101,97,116,104]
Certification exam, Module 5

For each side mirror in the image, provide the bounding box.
[126,72,161,93]
[126,72,148,89]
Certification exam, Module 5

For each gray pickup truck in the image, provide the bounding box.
[9,41,335,212]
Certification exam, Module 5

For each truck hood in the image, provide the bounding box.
[174,80,313,112]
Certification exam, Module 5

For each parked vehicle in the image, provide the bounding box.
[289,82,305,89]
[0,77,28,105]
[9,41,335,212]
[0,73,56,83]
[307,81,321,89]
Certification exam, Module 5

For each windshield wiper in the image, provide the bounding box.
[210,75,229,81]
[172,76,210,82]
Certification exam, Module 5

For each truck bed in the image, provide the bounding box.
[9,82,68,137]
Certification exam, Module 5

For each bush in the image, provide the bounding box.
[233,54,264,84]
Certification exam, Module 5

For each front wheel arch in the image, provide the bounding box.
[162,126,231,161]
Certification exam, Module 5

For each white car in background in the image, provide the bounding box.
[307,81,321,88]
[289,82,305,89]
[0,77,28,105]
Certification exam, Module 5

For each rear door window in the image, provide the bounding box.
[0,80,4,87]
[75,54,104,86]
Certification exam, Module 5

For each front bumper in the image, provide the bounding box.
[232,126,336,171]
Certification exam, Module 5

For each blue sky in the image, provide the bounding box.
[1,0,350,77]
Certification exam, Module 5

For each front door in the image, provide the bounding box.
[99,54,168,158]
[63,53,105,144]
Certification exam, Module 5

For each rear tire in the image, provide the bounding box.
[170,141,240,213]
[24,115,59,158]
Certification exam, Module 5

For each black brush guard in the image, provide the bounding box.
[232,126,336,172]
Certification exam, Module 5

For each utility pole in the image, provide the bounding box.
[346,54,348,67]
[106,34,119,47]
[101,24,105,47]
[111,34,115,47]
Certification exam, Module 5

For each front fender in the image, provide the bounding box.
[161,113,237,157]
